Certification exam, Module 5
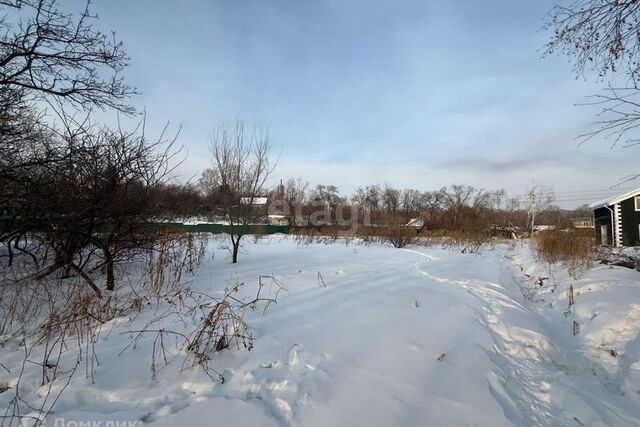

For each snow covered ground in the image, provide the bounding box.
[2,237,640,426]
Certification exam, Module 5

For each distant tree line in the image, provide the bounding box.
[198,166,588,234]
[279,181,577,231]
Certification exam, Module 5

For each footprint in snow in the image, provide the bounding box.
[261,360,282,369]
[218,345,332,425]
[287,343,303,366]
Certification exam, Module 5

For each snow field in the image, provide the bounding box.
[1,237,639,426]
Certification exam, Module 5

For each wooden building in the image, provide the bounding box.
[591,188,640,247]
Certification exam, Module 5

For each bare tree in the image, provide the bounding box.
[471,188,491,210]
[310,184,342,206]
[505,196,521,225]
[306,184,341,225]
[490,189,506,210]
[525,183,555,233]
[381,184,400,213]
[0,110,182,295]
[0,0,162,297]
[437,185,495,230]
[351,184,381,211]
[0,0,138,204]
[0,0,136,112]
[0,88,54,183]
[198,167,221,208]
[545,0,640,84]
[284,176,308,204]
[209,119,275,263]
[420,191,443,227]
[439,185,476,228]
[544,0,640,149]
[400,188,424,215]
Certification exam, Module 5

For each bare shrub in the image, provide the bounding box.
[0,233,210,425]
[183,285,255,379]
[378,225,417,249]
[289,225,494,253]
[122,275,285,383]
[289,225,352,245]
[141,233,209,297]
[2,279,112,425]
[533,230,595,275]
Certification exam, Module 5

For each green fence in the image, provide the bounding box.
[0,219,289,236]
[155,223,290,235]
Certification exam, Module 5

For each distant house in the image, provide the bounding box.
[268,214,289,226]
[239,197,269,222]
[240,197,268,206]
[532,225,556,233]
[405,218,425,230]
[590,188,640,247]
[571,216,594,229]
[488,224,523,239]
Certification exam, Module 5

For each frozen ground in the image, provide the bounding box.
[2,237,640,426]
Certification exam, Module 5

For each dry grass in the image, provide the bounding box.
[0,233,213,425]
[290,224,417,248]
[419,230,494,253]
[121,275,285,383]
[142,233,209,297]
[533,229,595,275]
[289,226,356,246]
[288,225,497,252]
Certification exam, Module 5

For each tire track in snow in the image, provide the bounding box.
[414,269,560,425]
[408,246,639,427]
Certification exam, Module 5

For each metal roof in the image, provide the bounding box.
[240,197,268,205]
[589,187,640,209]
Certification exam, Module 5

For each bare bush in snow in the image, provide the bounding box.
[121,275,285,383]
[533,229,595,276]
[0,233,211,425]
[379,225,417,249]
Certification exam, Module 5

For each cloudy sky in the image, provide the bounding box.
[92,0,640,208]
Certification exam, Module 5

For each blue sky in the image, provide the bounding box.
[92,0,640,207]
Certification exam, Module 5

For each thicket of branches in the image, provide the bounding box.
[0,0,196,296]
[0,3,247,424]
[545,0,640,153]
[0,0,135,112]
[1,112,190,295]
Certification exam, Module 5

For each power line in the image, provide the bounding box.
[509,186,638,199]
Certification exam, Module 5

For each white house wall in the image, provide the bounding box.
[614,203,623,247]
